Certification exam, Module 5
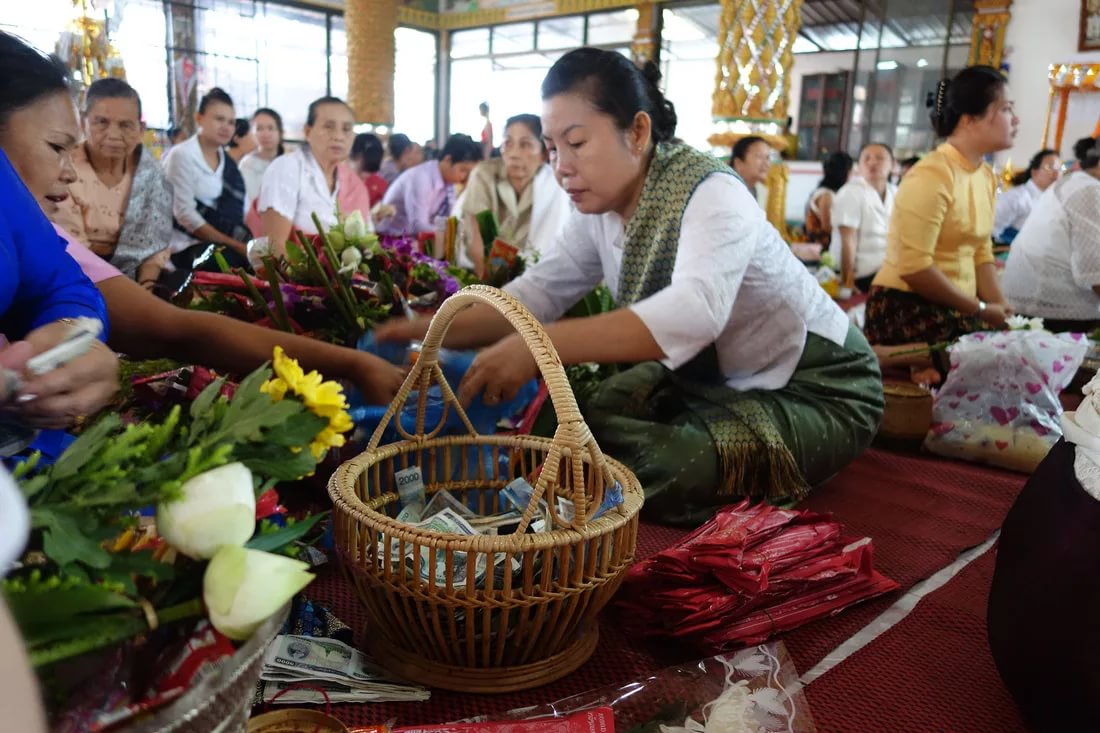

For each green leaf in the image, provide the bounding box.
[3,583,136,639]
[262,411,328,447]
[232,442,320,481]
[190,375,228,421]
[46,415,122,483]
[245,512,328,553]
[31,509,111,569]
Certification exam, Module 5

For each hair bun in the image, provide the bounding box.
[639,60,663,89]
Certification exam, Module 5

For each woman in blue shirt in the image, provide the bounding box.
[0,32,118,428]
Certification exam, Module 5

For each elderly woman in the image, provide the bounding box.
[247,96,373,256]
[458,113,572,261]
[379,48,882,526]
[0,32,119,429]
[162,87,250,269]
[54,78,172,289]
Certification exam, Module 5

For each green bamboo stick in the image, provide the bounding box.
[295,231,356,328]
[311,213,361,326]
[236,270,283,329]
[261,256,292,332]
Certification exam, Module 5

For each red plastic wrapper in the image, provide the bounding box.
[394,708,613,732]
[617,500,898,651]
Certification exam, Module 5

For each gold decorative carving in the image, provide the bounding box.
[346,0,397,125]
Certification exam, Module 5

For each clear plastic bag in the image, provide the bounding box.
[482,643,816,733]
[924,329,1089,472]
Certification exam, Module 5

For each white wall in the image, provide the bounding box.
[1002,0,1100,165]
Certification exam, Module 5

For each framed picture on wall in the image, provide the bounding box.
[1082,0,1100,51]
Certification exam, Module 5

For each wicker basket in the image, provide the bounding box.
[329,286,644,693]
[879,381,934,442]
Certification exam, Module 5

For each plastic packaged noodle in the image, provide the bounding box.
[924,329,1089,472]
[480,644,815,732]
[395,708,613,732]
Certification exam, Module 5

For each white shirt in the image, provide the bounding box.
[993,179,1041,241]
[257,146,371,235]
[0,465,27,574]
[162,135,225,252]
[1003,172,1100,321]
[505,173,850,391]
[829,178,896,280]
[239,152,273,213]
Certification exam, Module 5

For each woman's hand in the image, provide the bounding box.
[374,316,432,344]
[9,322,119,429]
[458,335,538,408]
[351,352,406,405]
[978,302,1009,328]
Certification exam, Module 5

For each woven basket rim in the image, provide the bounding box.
[328,435,644,552]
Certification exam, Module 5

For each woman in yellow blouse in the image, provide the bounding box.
[864,66,1017,346]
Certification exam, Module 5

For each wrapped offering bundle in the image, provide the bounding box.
[924,326,1089,472]
[617,500,898,650]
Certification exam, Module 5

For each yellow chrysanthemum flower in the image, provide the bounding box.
[263,347,354,462]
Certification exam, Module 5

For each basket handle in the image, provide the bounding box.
[367,285,616,529]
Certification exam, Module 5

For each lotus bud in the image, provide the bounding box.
[157,462,255,560]
[339,246,363,274]
[343,210,369,242]
[203,545,313,640]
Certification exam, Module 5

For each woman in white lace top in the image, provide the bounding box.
[1002,137,1100,332]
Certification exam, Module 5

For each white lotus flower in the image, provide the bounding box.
[156,462,256,560]
[203,545,313,640]
[339,246,363,274]
[1028,317,1046,331]
[343,210,369,241]
[1005,314,1029,330]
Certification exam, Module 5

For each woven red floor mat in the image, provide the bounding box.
[804,545,1026,732]
[304,448,1025,728]
[783,448,1025,673]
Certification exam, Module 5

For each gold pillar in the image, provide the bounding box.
[711,0,802,127]
[631,2,659,65]
[346,0,397,125]
[968,0,1011,68]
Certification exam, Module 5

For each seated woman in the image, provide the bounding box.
[729,135,772,201]
[378,134,483,237]
[830,143,896,293]
[162,87,250,271]
[53,78,172,289]
[458,113,572,262]
[378,48,883,526]
[993,148,1060,244]
[379,133,423,184]
[0,31,119,429]
[351,132,389,204]
[803,151,852,247]
[1002,137,1100,333]
[864,66,1014,349]
[248,96,372,256]
[238,107,285,213]
[0,51,406,408]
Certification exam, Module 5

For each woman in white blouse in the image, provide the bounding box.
[377,48,883,526]
[238,108,285,213]
[993,148,1060,243]
[1002,137,1100,332]
[830,142,897,292]
[248,96,373,256]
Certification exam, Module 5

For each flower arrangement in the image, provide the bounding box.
[2,348,353,673]
[188,212,463,347]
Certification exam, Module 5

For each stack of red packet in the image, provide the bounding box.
[617,500,899,650]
